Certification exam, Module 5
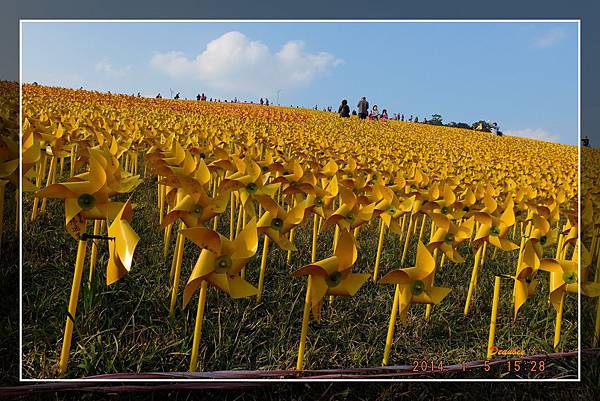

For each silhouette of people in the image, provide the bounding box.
[174,92,180,100]
[338,99,350,118]
[414,116,419,123]
[265,98,269,106]
[357,97,369,119]
[197,94,201,101]
[260,98,264,105]
[380,109,389,121]
[401,114,404,122]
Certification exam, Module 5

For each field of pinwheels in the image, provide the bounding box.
[11,83,599,379]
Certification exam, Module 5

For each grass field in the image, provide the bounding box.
[21,172,583,378]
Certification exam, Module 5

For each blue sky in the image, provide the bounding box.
[22,21,578,144]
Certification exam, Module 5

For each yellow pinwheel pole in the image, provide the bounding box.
[189,280,208,372]
[296,276,312,370]
[87,220,102,285]
[169,222,186,318]
[401,215,415,266]
[40,155,57,214]
[256,235,270,302]
[373,219,386,283]
[486,276,502,359]
[554,292,565,349]
[382,284,400,365]
[58,222,88,375]
[424,248,438,320]
[464,245,484,316]
[31,151,47,221]
[311,214,318,263]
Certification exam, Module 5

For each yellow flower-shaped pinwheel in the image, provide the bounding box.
[162,187,228,229]
[106,198,140,285]
[380,242,452,324]
[218,156,280,215]
[540,243,600,308]
[180,219,259,307]
[373,185,415,234]
[427,215,474,263]
[473,199,518,251]
[512,239,540,319]
[528,214,558,256]
[292,229,369,321]
[255,194,306,251]
[326,185,375,231]
[35,148,116,238]
[305,175,338,219]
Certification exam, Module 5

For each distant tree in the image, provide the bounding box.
[429,114,443,125]
[455,122,472,129]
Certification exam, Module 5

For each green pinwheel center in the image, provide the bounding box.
[314,196,324,207]
[271,217,284,231]
[395,190,402,197]
[490,225,500,236]
[191,204,204,216]
[326,271,343,288]
[246,182,258,194]
[214,255,232,273]
[387,207,396,215]
[346,173,353,178]
[77,193,96,210]
[261,165,269,173]
[515,210,522,217]
[563,271,577,284]
[540,235,547,245]
[387,180,395,186]
[444,233,454,243]
[199,152,206,159]
[463,206,470,212]
[441,206,449,215]
[411,280,426,296]
[345,212,356,222]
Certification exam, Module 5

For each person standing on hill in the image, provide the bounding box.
[357,97,369,119]
[338,99,350,118]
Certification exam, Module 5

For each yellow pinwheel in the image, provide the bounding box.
[427,215,474,263]
[292,228,369,320]
[380,242,451,365]
[380,242,451,324]
[540,243,600,348]
[512,239,540,319]
[180,219,258,371]
[255,194,306,251]
[292,229,369,369]
[106,198,140,285]
[473,199,519,251]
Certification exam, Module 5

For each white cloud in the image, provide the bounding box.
[532,29,566,49]
[150,31,342,95]
[505,128,560,142]
[95,61,131,77]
